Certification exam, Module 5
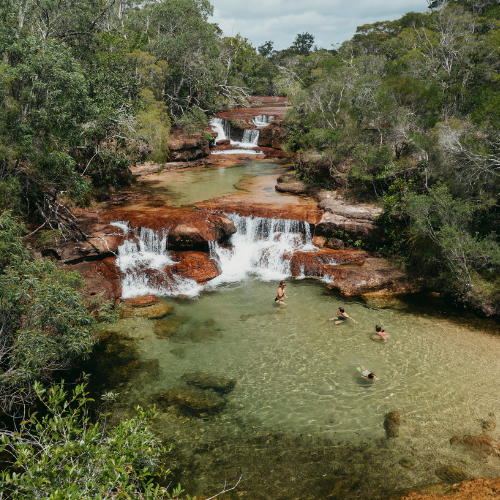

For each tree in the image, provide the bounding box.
[292,32,315,56]
[0,380,177,500]
[258,40,274,58]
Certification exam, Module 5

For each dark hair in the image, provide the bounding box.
[375,325,382,332]
[338,307,345,313]
[279,281,286,286]
[368,373,376,379]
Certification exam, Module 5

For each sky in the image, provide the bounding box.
[209,0,428,51]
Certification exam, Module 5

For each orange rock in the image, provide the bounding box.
[123,295,159,308]
[169,251,220,284]
[399,478,500,500]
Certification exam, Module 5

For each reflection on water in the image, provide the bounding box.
[91,279,500,499]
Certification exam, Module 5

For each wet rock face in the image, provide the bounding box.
[450,434,500,458]
[259,119,288,149]
[383,411,401,438]
[169,251,221,284]
[181,371,236,394]
[435,465,468,483]
[156,386,226,415]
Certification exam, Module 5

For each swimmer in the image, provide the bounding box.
[330,307,358,324]
[358,365,378,380]
[375,325,389,341]
[275,280,288,305]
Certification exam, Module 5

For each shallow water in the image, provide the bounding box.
[134,161,287,206]
[100,279,500,498]
[97,161,500,499]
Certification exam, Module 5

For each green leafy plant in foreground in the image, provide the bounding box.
[0,381,178,500]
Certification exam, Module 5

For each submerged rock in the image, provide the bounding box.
[435,465,468,483]
[189,328,222,342]
[450,434,500,457]
[154,317,185,338]
[156,386,226,415]
[383,411,401,438]
[122,300,174,319]
[398,457,416,469]
[181,371,236,394]
[481,419,496,431]
[398,478,500,500]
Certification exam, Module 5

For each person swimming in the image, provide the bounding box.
[358,365,378,380]
[330,307,358,324]
[374,325,389,341]
[275,280,288,305]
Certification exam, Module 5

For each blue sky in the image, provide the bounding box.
[209,0,428,50]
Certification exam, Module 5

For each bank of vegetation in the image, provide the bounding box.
[271,0,500,315]
[1,0,500,497]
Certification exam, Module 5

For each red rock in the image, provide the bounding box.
[167,127,211,162]
[217,139,231,146]
[400,478,500,500]
[123,295,159,308]
[169,251,221,284]
[312,236,327,247]
[450,434,500,457]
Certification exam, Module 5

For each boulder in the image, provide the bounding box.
[315,191,385,243]
[450,434,500,458]
[156,386,226,415]
[169,251,221,284]
[384,411,401,438]
[181,371,236,394]
[167,128,210,162]
[328,258,423,297]
[154,317,185,338]
[122,299,174,319]
[124,295,159,307]
[435,465,468,483]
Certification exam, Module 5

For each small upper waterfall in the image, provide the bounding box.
[209,117,263,154]
[253,115,275,127]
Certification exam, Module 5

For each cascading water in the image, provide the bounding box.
[253,115,275,127]
[209,117,263,154]
[112,222,201,299]
[209,213,316,285]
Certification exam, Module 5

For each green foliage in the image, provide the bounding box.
[0,381,176,500]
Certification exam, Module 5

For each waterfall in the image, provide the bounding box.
[113,214,333,299]
[208,213,316,285]
[113,223,201,299]
[209,117,262,154]
[253,115,275,127]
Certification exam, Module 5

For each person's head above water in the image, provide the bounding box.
[279,281,286,287]
[338,307,345,313]
[375,325,382,332]
[368,372,377,379]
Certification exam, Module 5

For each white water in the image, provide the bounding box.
[115,214,331,298]
[253,115,275,127]
[209,117,262,154]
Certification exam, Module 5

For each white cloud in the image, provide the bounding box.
[210,0,427,50]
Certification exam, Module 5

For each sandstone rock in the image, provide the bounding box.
[312,235,327,247]
[154,317,184,338]
[167,128,210,162]
[384,411,401,438]
[169,251,221,284]
[315,191,384,243]
[181,371,236,394]
[450,434,500,457]
[275,179,308,195]
[435,465,468,483]
[124,295,159,307]
[328,258,423,297]
[122,301,174,319]
[324,238,345,250]
[156,386,226,414]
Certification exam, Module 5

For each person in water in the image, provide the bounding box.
[330,307,358,324]
[359,365,378,380]
[275,280,288,305]
[374,325,389,341]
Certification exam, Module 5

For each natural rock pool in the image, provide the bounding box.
[89,161,500,499]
